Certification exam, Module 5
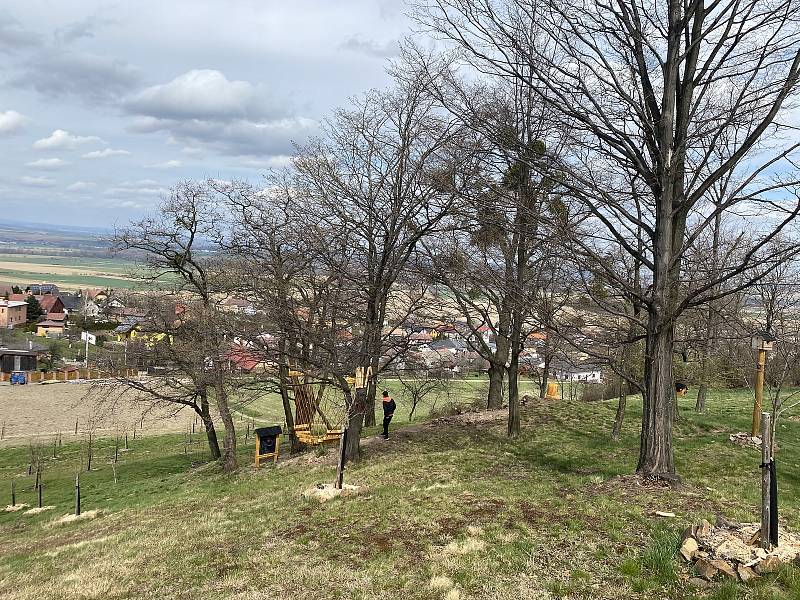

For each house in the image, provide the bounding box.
[26,283,60,296]
[37,319,66,337]
[9,293,66,315]
[549,359,604,383]
[222,297,256,315]
[225,344,269,373]
[60,293,82,314]
[428,338,469,356]
[0,349,38,373]
[0,299,27,329]
[113,317,145,341]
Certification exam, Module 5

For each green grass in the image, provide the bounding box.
[1,385,799,598]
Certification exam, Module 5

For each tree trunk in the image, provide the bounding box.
[278,342,304,454]
[199,391,221,460]
[637,321,677,479]
[344,386,366,462]
[487,363,505,409]
[507,355,520,437]
[212,364,238,472]
[539,355,552,399]
[696,381,708,413]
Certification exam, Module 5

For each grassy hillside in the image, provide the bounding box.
[1,387,799,599]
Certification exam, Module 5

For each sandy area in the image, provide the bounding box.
[0,381,195,446]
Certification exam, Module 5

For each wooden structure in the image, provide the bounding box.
[254,426,282,467]
[289,370,346,446]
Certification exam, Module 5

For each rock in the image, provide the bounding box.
[697,519,713,538]
[737,565,759,583]
[710,559,738,580]
[694,558,719,580]
[682,525,697,541]
[716,515,742,529]
[679,537,699,562]
[755,555,781,574]
[747,528,761,547]
[654,511,676,518]
[688,577,710,589]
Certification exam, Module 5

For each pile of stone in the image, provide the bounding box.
[729,432,762,448]
[680,517,800,585]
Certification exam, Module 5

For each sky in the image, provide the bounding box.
[0,1,412,228]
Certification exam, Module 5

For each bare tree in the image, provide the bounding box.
[110,183,241,472]
[288,71,473,453]
[415,0,800,479]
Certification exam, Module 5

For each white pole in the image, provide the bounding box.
[85,333,89,369]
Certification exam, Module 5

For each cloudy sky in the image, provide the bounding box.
[0,1,411,227]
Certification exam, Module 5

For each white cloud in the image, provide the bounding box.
[20,176,56,187]
[66,181,96,192]
[33,129,102,150]
[105,180,166,196]
[238,155,293,169]
[82,148,131,159]
[25,158,67,169]
[144,159,182,169]
[0,110,29,135]
[126,69,278,121]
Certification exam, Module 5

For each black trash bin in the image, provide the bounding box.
[254,426,282,467]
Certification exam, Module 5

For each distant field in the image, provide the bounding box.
[0,253,140,291]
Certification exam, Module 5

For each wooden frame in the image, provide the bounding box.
[255,433,281,467]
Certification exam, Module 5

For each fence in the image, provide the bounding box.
[0,368,138,383]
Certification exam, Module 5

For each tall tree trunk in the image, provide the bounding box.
[487,362,505,408]
[637,320,677,479]
[199,390,221,460]
[212,364,238,472]
[507,354,520,437]
[696,380,708,413]
[278,348,303,454]
[539,354,552,399]
[344,386,366,462]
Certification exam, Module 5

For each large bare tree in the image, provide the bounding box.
[415,0,800,479]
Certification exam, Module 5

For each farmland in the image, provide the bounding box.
[2,383,800,598]
[0,253,139,291]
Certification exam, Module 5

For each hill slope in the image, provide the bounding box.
[1,392,800,599]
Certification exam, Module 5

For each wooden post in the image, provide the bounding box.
[38,478,42,508]
[752,349,766,437]
[11,480,15,506]
[114,436,119,463]
[75,474,81,516]
[53,440,57,458]
[75,419,79,435]
[761,412,772,550]
[255,433,261,468]
[1,421,5,440]
[125,433,129,450]
[335,427,348,490]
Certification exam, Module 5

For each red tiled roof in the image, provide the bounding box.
[46,312,66,322]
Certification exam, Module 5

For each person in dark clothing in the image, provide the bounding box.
[381,390,396,439]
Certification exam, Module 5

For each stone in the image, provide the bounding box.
[682,525,697,541]
[737,565,759,583]
[679,538,699,562]
[688,577,710,589]
[694,558,719,580]
[697,519,713,538]
[747,528,761,547]
[755,555,781,574]
[710,559,738,580]
[654,511,676,518]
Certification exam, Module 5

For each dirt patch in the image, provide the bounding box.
[0,381,195,446]
[302,483,365,503]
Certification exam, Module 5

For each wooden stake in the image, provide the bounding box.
[335,427,348,490]
[53,439,57,458]
[761,412,772,550]
[1,421,5,440]
[74,474,81,516]
[38,479,42,508]
[75,419,79,435]
[125,433,129,450]
[11,480,15,506]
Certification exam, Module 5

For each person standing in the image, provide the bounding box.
[381,390,396,440]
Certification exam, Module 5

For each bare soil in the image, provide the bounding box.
[0,381,194,446]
